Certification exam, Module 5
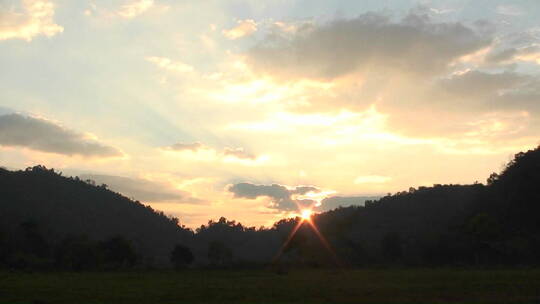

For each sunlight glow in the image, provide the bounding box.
[300,209,312,221]
[272,208,342,267]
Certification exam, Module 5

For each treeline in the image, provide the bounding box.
[0,221,137,271]
[1,146,539,271]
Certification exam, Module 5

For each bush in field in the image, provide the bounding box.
[99,236,137,269]
[54,235,101,271]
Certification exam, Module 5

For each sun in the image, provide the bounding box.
[300,209,313,221]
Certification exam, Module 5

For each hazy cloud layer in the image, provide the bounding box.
[79,174,201,203]
[247,13,491,79]
[229,182,319,211]
[0,0,63,41]
[0,113,122,157]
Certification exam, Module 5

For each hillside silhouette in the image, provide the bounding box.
[0,166,192,269]
[1,146,539,270]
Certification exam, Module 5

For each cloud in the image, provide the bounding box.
[227,12,540,141]
[435,70,540,113]
[246,13,491,79]
[223,147,256,160]
[439,70,529,99]
[228,182,319,211]
[428,7,456,15]
[486,45,540,65]
[320,196,380,211]
[485,48,518,63]
[146,56,194,73]
[0,113,122,157]
[165,142,261,162]
[228,182,377,212]
[237,20,538,137]
[78,174,201,203]
[117,0,154,19]
[168,142,204,151]
[0,0,63,41]
[291,186,319,195]
[222,19,257,40]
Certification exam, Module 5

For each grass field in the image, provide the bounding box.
[1,268,540,304]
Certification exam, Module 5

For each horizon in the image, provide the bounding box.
[1,0,540,228]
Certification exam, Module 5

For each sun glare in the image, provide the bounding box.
[300,209,312,221]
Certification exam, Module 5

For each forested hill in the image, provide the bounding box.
[308,145,540,265]
[0,166,192,266]
[1,146,540,270]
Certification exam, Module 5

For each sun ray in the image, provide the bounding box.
[306,220,342,267]
[271,219,304,263]
[272,207,341,267]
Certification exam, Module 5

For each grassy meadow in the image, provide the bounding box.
[1,268,540,304]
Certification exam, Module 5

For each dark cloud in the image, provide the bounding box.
[320,196,380,211]
[439,70,529,99]
[291,186,320,195]
[247,12,491,79]
[229,183,290,201]
[228,182,319,211]
[79,174,203,204]
[0,113,122,157]
[229,182,381,212]
[435,70,540,113]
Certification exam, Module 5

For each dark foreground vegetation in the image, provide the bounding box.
[2,268,540,304]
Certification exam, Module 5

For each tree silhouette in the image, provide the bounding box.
[170,244,194,269]
[381,232,403,262]
[20,220,50,258]
[208,240,233,267]
[54,235,100,271]
[99,236,137,269]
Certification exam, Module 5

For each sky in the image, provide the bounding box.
[1,0,539,228]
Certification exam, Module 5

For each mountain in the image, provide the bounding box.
[0,166,192,267]
[307,146,540,265]
[1,146,539,270]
